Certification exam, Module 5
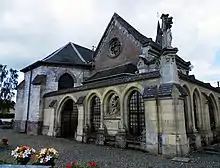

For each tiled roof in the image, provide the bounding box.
[44,71,161,98]
[158,83,187,97]
[21,42,93,72]
[143,85,157,98]
[84,63,137,83]
[143,83,187,99]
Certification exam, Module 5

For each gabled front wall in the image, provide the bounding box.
[14,65,91,134]
[95,20,142,71]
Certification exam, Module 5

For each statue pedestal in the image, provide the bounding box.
[95,128,105,145]
[115,129,127,149]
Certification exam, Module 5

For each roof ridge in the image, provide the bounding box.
[71,42,94,52]
[70,43,86,63]
[42,43,70,61]
[113,13,151,43]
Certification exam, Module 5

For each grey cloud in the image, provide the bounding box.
[0,0,220,84]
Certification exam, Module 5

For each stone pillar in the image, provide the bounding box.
[76,105,84,142]
[160,97,189,157]
[190,93,202,149]
[143,99,159,154]
[201,100,211,145]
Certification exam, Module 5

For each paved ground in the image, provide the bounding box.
[0,129,220,168]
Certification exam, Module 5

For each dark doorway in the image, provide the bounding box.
[60,99,78,139]
[128,90,145,139]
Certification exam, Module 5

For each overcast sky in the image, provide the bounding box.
[1,0,220,86]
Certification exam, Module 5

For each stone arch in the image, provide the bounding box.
[102,88,121,118]
[208,93,218,130]
[58,73,75,90]
[182,84,193,135]
[55,70,77,82]
[86,93,101,132]
[122,84,144,134]
[55,95,78,138]
[192,88,202,131]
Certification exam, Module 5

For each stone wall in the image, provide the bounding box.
[15,65,90,135]
[14,85,25,132]
[95,19,142,71]
[42,78,160,138]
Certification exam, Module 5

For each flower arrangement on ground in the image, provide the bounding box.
[11,146,36,165]
[67,161,99,168]
[33,148,58,167]
[1,137,8,146]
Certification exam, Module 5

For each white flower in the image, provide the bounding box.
[40,158,44,163]
[13,153,19,158]
[45,155,52,162]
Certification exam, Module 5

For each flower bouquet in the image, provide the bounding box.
[11,146,36,165]
[33,148,58,167]
[67,161,100,168]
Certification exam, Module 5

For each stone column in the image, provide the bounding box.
[143,99,159,154]
[76,105,84,142]
[160,97,189,157]
[96,100,105,145]
[115,97,127,149]
[190,93,202,149]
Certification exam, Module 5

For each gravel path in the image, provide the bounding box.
[0,129,220,168]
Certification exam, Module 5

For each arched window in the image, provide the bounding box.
[128,90,145,138]
[193,90,200,131]
[58,73,74,90]
[90,96,101,132]
[208,95,216,131]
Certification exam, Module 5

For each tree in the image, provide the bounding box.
[0,64,18,113]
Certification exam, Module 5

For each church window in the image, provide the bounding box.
[108,38,122,58]
[90,96,101,132]
[128,90,145,138]
[58,73,74,90]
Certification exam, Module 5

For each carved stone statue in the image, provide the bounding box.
[107,94,120,117]
[161,14,173,49]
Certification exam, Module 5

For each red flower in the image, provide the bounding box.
[2,138,8,143]
[67,161,77,168]
[71,161,77,165]
[67,163,72,168]
[89,161,97,167]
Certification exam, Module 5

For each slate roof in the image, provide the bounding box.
[179,72,220,93]
[21,42,94,72]
[84,63,137,83]
[143,85,157,98]
[16,80,25,90]
[157,83,187,97]
[143,83,187,99]
[44,70,161,98]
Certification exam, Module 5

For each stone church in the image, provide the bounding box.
[14,13,220,156]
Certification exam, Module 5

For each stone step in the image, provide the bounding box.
[203,150,220,155]
[171,157,191,163]
[204,147,220,152]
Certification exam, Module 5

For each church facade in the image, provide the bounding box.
[14,13,220,156]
